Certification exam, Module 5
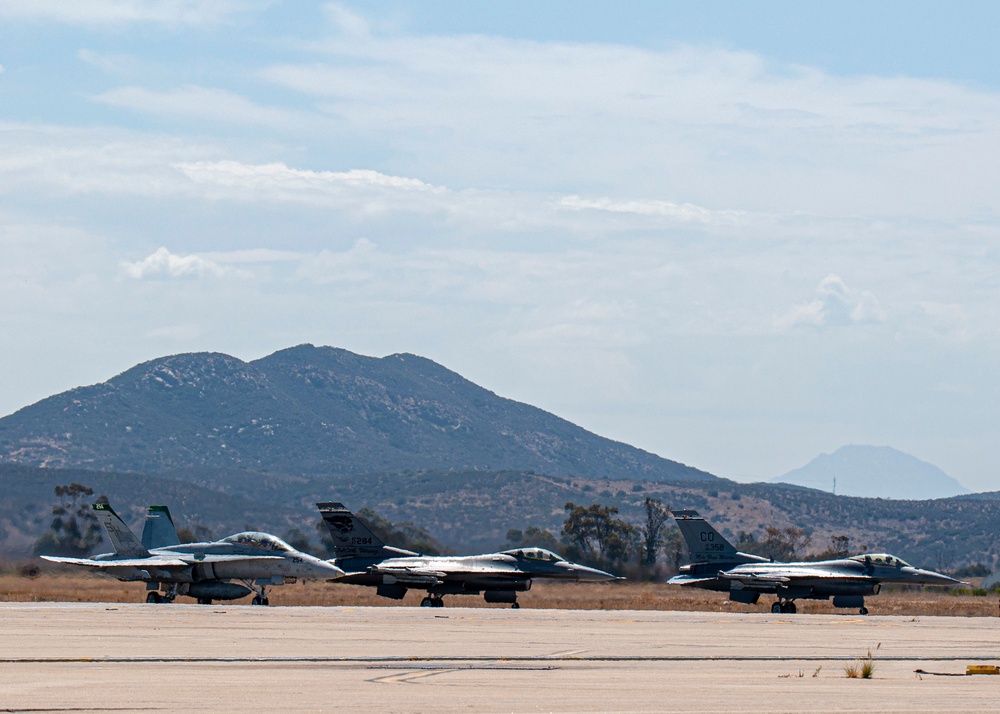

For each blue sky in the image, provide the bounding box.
[1,1,998,492]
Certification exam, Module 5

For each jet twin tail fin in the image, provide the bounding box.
[93,503,150,558]
[317,502,386,559]
[141,505,180,549]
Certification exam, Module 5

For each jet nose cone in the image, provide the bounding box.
[570,563,621,581]
[305,557,346,580]
[906,567,965,586]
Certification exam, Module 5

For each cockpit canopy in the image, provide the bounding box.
[849,553,909,568]
[501,547,566,563]
[222,532,294,552]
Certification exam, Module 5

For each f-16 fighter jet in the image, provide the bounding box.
[41,503,345,605]
[318,502,621,608]
[667,510,963,614]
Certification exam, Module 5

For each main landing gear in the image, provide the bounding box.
[145,585,178,604]
[771,600,797,614]
[421,595,445,608]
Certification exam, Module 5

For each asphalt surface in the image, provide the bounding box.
[2,602,999,712]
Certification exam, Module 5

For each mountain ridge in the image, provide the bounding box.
[0,344,714,483]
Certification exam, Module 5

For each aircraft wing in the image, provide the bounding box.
[40,555,189,568]
[174,554,284,564]
[721,568,874,587]
[372,566,449,586]
[41,553,284,569]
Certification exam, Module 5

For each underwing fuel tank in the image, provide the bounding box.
[185,582,252,601]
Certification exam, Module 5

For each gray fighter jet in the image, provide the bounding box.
[667,510,963,614]
[41,503,345,605]
[318,502,621,608]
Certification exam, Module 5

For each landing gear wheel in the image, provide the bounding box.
[421,597,434,607]
[511,602,520,609]
[771,602,782,614]
[859,606,869,616]
[146,592,162,604]
[785,602,797,614]
[252,595,266,606]
[432,598,444,608]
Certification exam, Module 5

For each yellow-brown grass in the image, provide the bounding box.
[2,568,997,616]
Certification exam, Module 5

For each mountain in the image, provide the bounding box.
[771,445,969,500]
[0,344,713,483]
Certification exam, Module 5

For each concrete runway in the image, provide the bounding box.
[1,603,999,713]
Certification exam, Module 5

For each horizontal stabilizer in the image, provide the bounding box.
[667,574,721,586]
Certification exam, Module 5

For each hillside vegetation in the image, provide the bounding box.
[0,345,711,483]
[3,464,997,572]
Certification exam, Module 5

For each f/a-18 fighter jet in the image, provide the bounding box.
[318,502,621,608]
[667,510,963,615]
[41,503,345,605]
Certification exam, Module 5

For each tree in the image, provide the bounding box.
[662,525,685,574]
[33,483,106,557]
[561,502,638,566]
[808,534,852,561]
[640,497,670,566]
[282,528,312,552]
[757,526,811,561]
[830,535,851,558]
[176,524,214,544]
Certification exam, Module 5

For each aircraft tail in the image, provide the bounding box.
[672,510,741,564]
[93,503,150,558]
[141,505,180,549]
[317,502,386,558]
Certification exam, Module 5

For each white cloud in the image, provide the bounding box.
[558,195,745,225]
[262,32,1000,222]
[324,3,370,39]
[176,160,443,193]
[94,85,311,129]
[918,302,971,341]
[121,247,243,279]
[0,0,264,26]
[774,274,886,331]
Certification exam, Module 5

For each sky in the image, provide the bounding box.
[1,1,999,491]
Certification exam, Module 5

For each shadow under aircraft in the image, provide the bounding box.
[42,503,345,605]
[668,510,963,615]
[318,502,621,608]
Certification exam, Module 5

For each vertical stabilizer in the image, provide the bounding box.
[672,510,741,564]
[93,503,150,558]
[141,505,181,549]
[317,502,386,558]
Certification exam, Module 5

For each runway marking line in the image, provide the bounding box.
[2,655,995,664]
[369,668,455,684]
[548,649,588,657]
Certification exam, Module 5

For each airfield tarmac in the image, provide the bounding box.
[1,603,999,713]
